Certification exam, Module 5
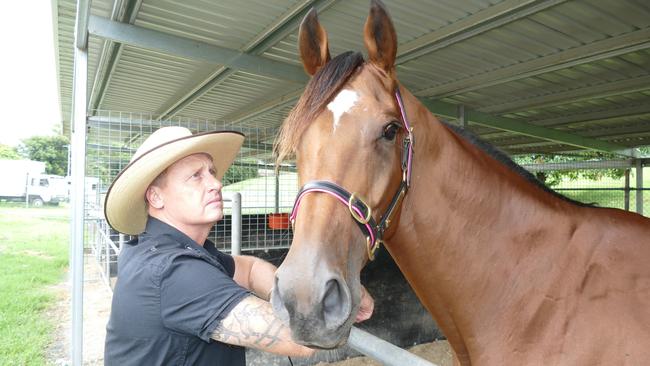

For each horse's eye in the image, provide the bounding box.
[382,122,401,141]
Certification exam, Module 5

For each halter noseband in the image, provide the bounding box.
[290,88,414,260]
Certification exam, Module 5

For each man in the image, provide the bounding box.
[103,126,374,365]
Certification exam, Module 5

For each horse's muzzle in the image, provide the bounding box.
[271,268,354,348]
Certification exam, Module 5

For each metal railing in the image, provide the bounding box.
[348,327,437,366]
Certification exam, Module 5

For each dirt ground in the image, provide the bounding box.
[46,256,453,366]
[47,257,112,366]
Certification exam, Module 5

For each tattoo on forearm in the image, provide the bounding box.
[212,297,288,349]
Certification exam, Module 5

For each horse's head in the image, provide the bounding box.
[271,0,411,348]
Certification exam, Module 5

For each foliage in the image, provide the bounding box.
[0,205,69,364]
[0,144,20,159]
[222,164,260,186]
[639,146,650,156]
[17,135,70,176]
[513,153,626,187]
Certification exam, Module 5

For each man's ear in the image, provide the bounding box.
[145,186,164,209]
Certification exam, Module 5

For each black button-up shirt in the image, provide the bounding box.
[105,217,250,365]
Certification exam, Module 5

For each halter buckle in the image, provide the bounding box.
[348,193,372,225]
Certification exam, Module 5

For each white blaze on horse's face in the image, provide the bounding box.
[327,89,359,132]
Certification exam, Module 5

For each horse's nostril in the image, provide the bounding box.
[321,278,351,329]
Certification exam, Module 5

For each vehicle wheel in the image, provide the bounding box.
[31,198,44,207]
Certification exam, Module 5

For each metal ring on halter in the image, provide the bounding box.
[348,193,372,225]
[368,239,382,261]
[366,237,375,261]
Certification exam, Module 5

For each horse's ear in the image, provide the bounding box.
[363,0,397,73]
[299,8,331,76]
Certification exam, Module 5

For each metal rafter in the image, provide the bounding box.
[231,0,567,126]
[157,0,338,120]
[420,99,636,157]
[396,0,567,64]
[417,28,650,98]
[223,89,303,126]
[87,15,309,83]
[481,75,650,114]
[88,0,143,112]
[478,108,650,142]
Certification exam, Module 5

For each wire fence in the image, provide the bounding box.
[522,162,648,214]
[83,111,648,287]
[84,111,299,281]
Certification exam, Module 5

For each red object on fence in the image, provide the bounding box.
[268,213,290,229]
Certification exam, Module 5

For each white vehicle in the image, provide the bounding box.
[0,159,69,206]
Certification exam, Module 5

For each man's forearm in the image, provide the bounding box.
[211,295,314,357]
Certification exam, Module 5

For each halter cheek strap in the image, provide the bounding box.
[290,88,414,260]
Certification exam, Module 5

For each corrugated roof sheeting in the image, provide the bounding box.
[54,0,113,135]
[177,71,299,121]
[135,0,307,50]
[98,45,218,113]
[242,103,296,130]
[54,0,650,156]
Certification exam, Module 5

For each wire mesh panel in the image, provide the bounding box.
[85,110,299,255]
[522,162,648,214]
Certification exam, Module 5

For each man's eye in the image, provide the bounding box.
[209,169,217,177]
[382,122,401,141]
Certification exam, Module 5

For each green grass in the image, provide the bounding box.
[0,203,69,365]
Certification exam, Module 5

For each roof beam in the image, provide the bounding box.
[487,124,650,148]
[417,28,650,98]
[87,15,309,84]
[157,0,338,120]
[74,0,91,49]
[396,0,567,64]
[229,0,565,127]
[223,89,302,126]
[481,75,650,114]
[420,98,636,157]
[89,0,143,112]
[475,103,650,141]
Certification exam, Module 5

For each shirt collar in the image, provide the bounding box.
[143,216,217,253]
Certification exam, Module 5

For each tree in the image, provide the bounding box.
[0,144,20,159]
[17,135,69,176]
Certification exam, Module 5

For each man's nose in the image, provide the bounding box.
[206,174,223,191]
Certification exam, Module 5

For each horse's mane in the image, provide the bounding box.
[444,122,595,207]
[275,51,364,165]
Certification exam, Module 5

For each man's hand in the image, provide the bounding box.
[355,286,374,323]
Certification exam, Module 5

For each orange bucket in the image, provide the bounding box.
[268,213,290,229]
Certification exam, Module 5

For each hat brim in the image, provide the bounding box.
[104,130,245,235]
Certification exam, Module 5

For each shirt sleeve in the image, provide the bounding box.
[160,255,250,342]
[214,250,236,278]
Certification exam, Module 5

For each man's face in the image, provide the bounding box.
[153,153,224,227]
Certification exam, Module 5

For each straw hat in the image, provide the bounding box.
[104,126,245,235]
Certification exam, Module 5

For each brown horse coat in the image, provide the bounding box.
[271,1,650,364]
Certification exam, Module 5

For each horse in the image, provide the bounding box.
[269,1,650,364]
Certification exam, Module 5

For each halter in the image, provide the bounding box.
[290,88,414,260]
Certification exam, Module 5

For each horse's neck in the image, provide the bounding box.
[387,92,582,360]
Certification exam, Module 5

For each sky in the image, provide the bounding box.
[0,2,60,147]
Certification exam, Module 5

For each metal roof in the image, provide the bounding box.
[53,0,650,160]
